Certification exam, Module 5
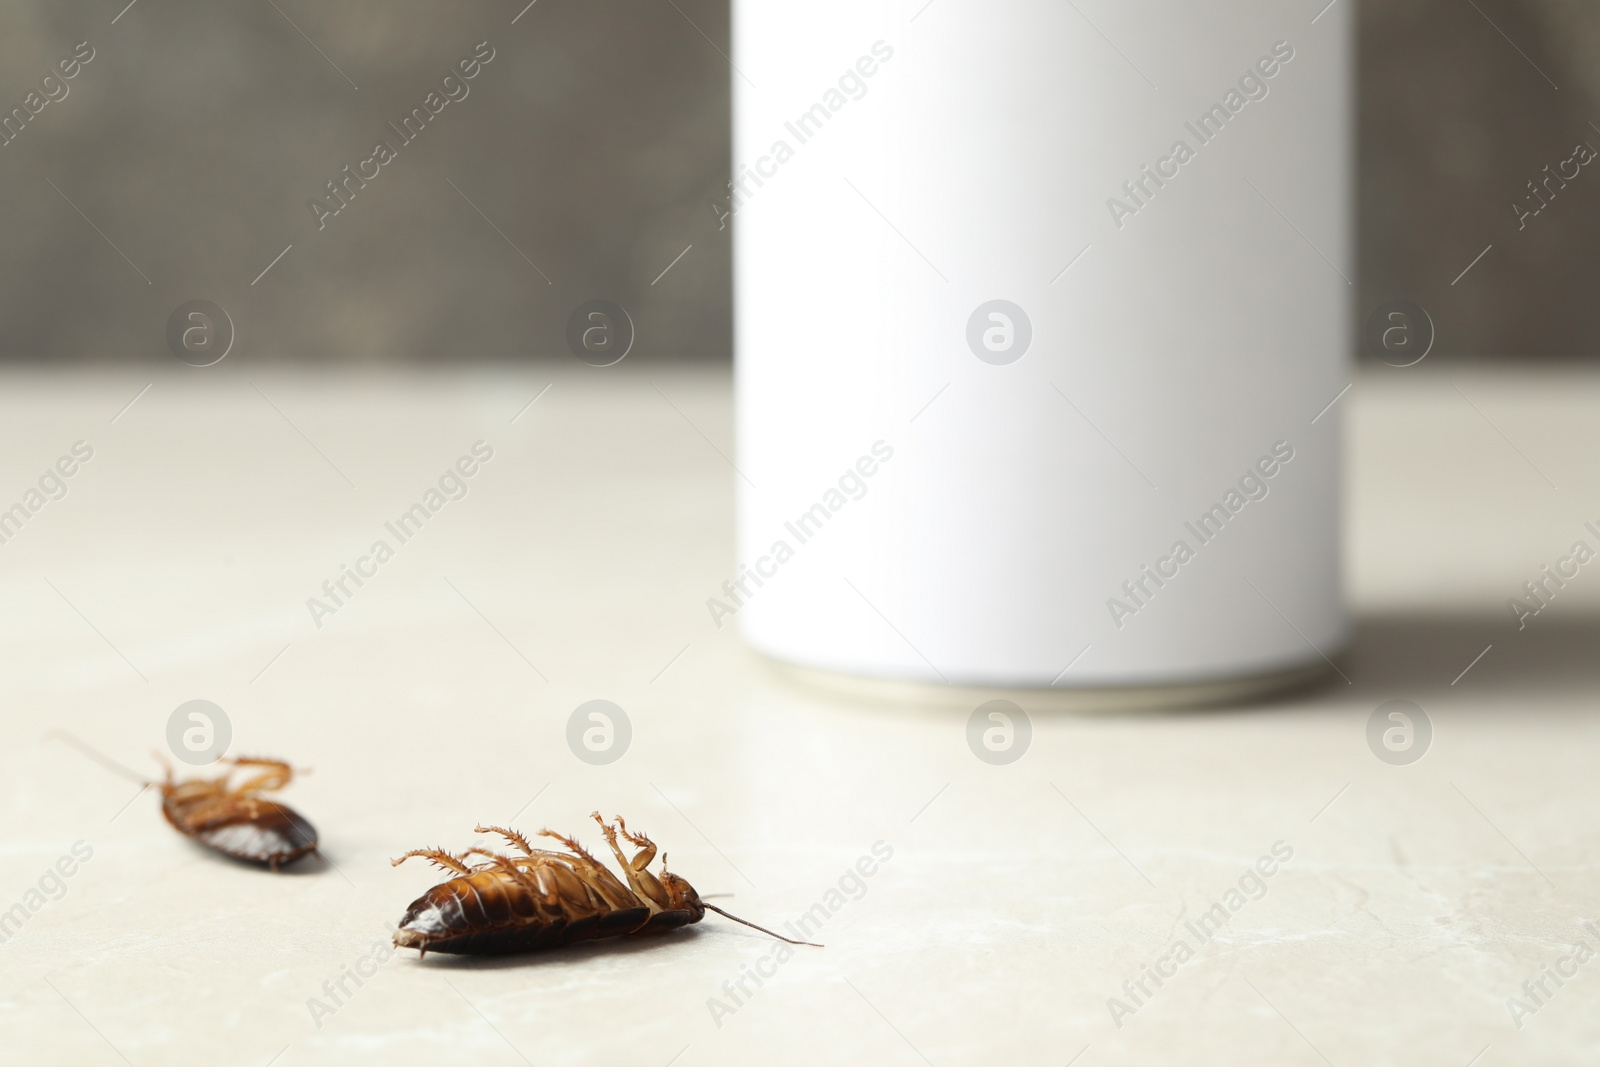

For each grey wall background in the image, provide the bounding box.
[0,0,734,363]
[0,0,1595,363]
[1363,0,1600,358]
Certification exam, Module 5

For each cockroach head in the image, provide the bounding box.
[660,871,705,921]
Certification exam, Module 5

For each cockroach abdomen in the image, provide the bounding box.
[190,802,318,869]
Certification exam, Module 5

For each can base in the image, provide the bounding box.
[758,655,1339,713]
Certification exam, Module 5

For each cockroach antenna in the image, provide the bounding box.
[702,903,823,947]
[45,730,154,786]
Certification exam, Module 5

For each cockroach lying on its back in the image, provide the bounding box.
[392,813,820,956]
[155,756,319,871]
[52,733,319,871]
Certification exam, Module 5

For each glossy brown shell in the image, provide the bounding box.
[395,867,699,955]
[393,816,705,956]
[159,759,318,871]
[162,793,318,870]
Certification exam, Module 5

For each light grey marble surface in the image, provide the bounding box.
[0,364,1596,1065]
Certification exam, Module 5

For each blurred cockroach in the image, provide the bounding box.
[50,732,319,871]
[391,813,821,957]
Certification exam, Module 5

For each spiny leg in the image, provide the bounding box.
[231,757,293,773]
[184,799,236,827]
[167,779,224,804]
[538,827,607,871]
[227,758,294,796]
[613,815,658,871]
[463,848,551,902]
[515,856,614,911]
[591,813,661,910]
[181,787,254,828]
[541,825,642,909]
[590,812,631,869]
[474,824,537,856]
[512,850,591,871]
[392,848,474,876]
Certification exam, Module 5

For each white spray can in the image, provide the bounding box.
[730,1,1351,701]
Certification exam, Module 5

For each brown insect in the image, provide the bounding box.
[391,813,820,956]
[154,756,319,870]
[52,733,318,871]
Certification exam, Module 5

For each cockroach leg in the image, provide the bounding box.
[464,848,554,903]
[590,814,634,872]
[226,758,295,796]
[392,848,474,876]
[613,815,658,871]
[473,824,538,857]
[538,827,614,878]
[182,797,237,828]
[532,847,638,912]
[591,813,663,910]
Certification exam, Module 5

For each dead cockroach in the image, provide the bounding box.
[50,732,319,871]
[391,813,821,957]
